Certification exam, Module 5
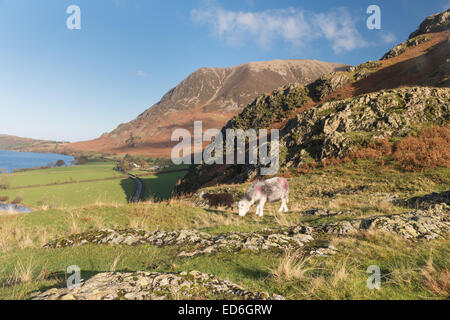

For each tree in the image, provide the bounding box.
[56,159,66,167]
[75,155,88,164]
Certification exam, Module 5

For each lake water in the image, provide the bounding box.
[0,150,75,173]
[0,203,32,214]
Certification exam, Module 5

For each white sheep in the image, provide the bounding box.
[237,177,289,217]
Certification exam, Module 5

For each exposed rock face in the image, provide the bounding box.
[308,72,351,101]
[283,87,449,165]
[409,9,450,39]
[32,270,284,300]
[381,35,431,60]
[43,227,314,257]
[318,204,450,240]
[67,59,346,157]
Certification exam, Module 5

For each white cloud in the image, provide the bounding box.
[379,31,397,44]
[312,8,368,53]
[137,70,149,78]
[191,5,369,53]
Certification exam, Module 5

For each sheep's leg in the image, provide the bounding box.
[255,203,260,216]
[283,197,289,212]
[258,198,266,217]
[278,200,284,212]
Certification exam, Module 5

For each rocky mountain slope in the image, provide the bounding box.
[175,10,450,194]
[67,60,347,157]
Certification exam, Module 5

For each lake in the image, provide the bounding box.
[0,150,75,173]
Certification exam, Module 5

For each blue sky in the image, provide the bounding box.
[1,0,448,142]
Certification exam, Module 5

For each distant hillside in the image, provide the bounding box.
[0,134,66,153]
[175,9,450,194]
[67,59,347,157]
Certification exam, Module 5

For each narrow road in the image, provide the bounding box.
[129,174,144,203]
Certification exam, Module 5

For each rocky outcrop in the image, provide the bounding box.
[307,72,350,101]
[284,87,449,165]
[226,83,310,130]
[318,204,450,240]
[44,227,314,257]
[381,35,431,60]
[32,270,284,300]
[409,9,450,39]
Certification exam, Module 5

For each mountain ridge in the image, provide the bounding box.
[67,59,347,157]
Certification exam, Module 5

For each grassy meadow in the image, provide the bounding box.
[7,162,124,188]
[0,161,189,209]
[138,171,191,201]
[0,159,448,299]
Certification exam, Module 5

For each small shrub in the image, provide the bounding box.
[0,196,9,202]
[55,159,66,167]
[393,126,450,171]
[322,138,392,167]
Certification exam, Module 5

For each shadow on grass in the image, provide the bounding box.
[35,267,139,293]
[138,171,188,202]
[204,208,232,215]
[236,266,271,281]
[120,177,136,203]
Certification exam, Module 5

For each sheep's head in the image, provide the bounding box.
[237,200,251,216]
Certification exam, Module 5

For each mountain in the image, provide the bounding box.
[175,9,450,194]
[67,60,347,157]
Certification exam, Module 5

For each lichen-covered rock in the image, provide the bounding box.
[44,227,314,257]
[177,230,313,257]
[310,244,337,257]
[43,228,212,249]
[318,204,450,240]
[31,271,285,300]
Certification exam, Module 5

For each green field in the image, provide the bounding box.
[0,178,137,208]
[0,161,188,208]
[138,170,190,200]
[6,162,123,188]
